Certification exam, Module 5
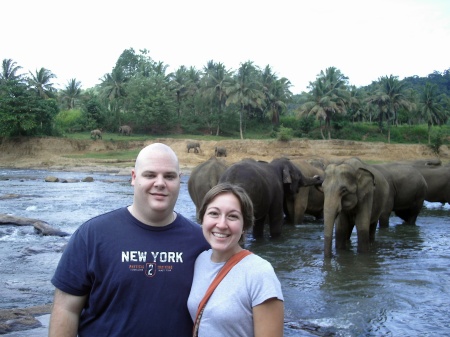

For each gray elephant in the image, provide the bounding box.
[285,159,324,224]
[188,157,228,213]
[403,159,449,205]
[214,146,227,157]
[187,142,201,153]
[372,162,428,227]
[90,129,102,139]
[219,157,323,238]
[322,157,389,257]
[119,125,132,136]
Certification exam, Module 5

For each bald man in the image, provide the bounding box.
[49,143,209,337]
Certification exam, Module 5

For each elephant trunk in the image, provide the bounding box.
[323,197,341,258]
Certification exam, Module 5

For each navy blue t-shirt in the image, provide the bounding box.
[51,207,209,337]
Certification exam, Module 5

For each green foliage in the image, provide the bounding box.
[82,97,106,130]
[55,109,84,133]
[0,80,59,136]
[428,128,444,155]
[276,125,293,142]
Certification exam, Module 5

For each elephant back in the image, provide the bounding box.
[188,157,228,212]
[219,159,282,220]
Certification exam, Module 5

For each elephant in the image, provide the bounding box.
[187,142,201,153]
[372,162,427,226]
[214,146,227,157]
[219,157,323,238]
[90,129,102,139]
[322,157,389,257]
[404,159,450,205]
[284,159,325,224]
[188,157,228,213]
[119,125,132,136]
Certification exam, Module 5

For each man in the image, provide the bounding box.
[49,143,209,336]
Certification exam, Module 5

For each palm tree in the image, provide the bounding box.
[28,67,56,98]
[260,65,292,125]
[1,58,22,83]
[202,61,232,135]
[418,83,447,144]
[367,75,411,143]
[226,61,264,139]
[298,67,348,139]
[60,78,82,110]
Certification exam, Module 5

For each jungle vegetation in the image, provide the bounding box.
[1,48,449,148]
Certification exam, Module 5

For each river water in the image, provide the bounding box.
[0,168,449,336]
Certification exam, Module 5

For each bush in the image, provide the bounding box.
[277,125,293,142]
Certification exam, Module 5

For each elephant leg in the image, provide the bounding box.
[369,221,377,242]
[268,206,284,238]
[335,215,352,250]
[378,211,390,228]
[253,217,265,238]
[293,188,309,224]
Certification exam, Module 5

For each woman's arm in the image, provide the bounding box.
[48,288,87,337]
[253,297,284,337]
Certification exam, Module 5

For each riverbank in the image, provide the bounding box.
[1,137,448,173]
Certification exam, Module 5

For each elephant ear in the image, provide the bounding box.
[282,166,292,184]
[356,168,375,200]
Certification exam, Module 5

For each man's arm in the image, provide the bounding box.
[48,288,87,337]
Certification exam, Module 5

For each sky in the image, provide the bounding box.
[2,0,450,94]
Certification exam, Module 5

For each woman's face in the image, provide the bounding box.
[202,192,244,259]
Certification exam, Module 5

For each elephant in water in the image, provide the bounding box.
[322,157,389,257]
[90,129,102,140]
[372,162,427,226]
[285,159,325,224]
[219,157,323,238]
[403,159,450,205]
[188,157,228,213]
[187,142,201,153]
[214,146,227,157]
[119,125,132,136]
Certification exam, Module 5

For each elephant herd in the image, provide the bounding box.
[186,142,227,157]
[188,156,450,258]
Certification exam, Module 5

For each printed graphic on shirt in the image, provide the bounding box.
[122,250,183,277]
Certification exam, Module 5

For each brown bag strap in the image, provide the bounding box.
[193,249,252,337]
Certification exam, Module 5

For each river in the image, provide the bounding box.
[0,168,449,336]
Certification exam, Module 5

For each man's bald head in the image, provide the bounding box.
[135,143,180,173]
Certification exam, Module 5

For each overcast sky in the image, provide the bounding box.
[2,0,450,94]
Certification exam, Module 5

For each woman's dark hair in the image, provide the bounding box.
[198,183,254,244]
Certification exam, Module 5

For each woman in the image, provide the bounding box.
[187,183,284,337]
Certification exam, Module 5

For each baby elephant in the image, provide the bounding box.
[187,142,201,153]
[214,146,227,157]
[90,129,102,140]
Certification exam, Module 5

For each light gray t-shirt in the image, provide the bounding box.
[187,249,284,337]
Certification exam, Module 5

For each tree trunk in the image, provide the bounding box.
[239,106,244,140]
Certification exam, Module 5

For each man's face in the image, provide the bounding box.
[131,151,181,218]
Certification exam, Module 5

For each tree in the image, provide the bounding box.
[367,75,411,143]
[418,83,447,144]
[298,67,349,139]
[0,79,58,136]
[260,65,292,126]
[226,61,264,139]
[60,79,82,110]
[0,59,23,83]
[201,61,232,135]
[28,67,57,99]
